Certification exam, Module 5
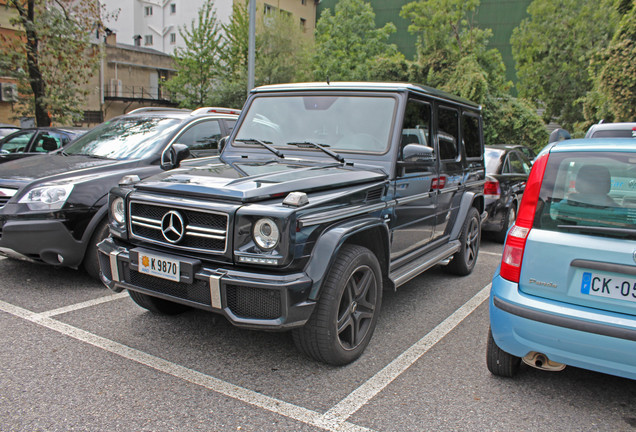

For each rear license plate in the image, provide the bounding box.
[581,271,636,304]
[138,251,180,282]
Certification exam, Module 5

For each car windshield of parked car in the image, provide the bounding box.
[233,95,396,154]
[62,117,182,159]
[535,152,636,239]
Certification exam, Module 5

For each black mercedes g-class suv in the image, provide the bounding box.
[98,82,486,365]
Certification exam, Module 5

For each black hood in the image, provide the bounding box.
[0,154,139,190]
[136,159,387,202]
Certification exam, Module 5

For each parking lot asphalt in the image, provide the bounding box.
[1,238,634,431]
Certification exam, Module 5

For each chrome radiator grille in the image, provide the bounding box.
[129,201,228,253]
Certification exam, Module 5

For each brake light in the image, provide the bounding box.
[484,179,500,198]
[500,153,549,282]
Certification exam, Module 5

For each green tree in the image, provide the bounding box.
[0,0,104,126]
[163,0,223,108]
[214,2,313,108]
[401,0,546,148]
[313,0,403,81]
[584,0,636,123]
[511,0,618,132]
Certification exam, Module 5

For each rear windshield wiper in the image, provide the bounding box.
[557,224,636,238]
[235,138,284,159]
[287,141,345,163]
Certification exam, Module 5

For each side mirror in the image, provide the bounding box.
[161,143,190,170]
[401,144,435,162]
[218,136,228,153]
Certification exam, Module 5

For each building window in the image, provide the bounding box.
[144,6,153,16]
[301,0,306,5]
[144,35,153,46]
[170,3,176,14]
[170,33,176,44]
[300,18,306,32]
[264,4,274,14]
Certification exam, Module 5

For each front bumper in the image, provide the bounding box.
[490,273,636,380]
[0,218,85,267]
[98,238,316,330]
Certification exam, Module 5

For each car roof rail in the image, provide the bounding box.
[126,107,191,115]
[190,107,241,116]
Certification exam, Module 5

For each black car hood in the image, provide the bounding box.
[0,154,139,190]
[137,159,387,202]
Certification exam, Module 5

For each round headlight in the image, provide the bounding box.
[111,197,125,225]
[253,218,280,250]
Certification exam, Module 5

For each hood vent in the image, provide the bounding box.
[365,187,383,202]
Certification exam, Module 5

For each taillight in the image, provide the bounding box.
[484,178,500,198]
[500,153,549,282]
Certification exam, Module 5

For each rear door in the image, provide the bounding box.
[520,149,636,317]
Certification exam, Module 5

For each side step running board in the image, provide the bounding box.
[389,241,461,288]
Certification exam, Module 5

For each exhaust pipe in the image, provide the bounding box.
[522,352,566,372]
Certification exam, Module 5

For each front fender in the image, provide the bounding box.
[305,217,389,300]
[449,192,484,240]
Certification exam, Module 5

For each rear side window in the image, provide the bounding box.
[438,107,459,160]
[461,114,481,159]
[535,152,636,239]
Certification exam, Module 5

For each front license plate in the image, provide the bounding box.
[581,271,636,304]
[138,251,180,282]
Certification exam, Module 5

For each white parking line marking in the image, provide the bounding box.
[39,292,129,318]
[0,299,371,432]
[323,284,490,428]
[0,283,491,432]
[480,251,502,257]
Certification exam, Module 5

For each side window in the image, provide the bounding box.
[438,107,459,160]
[502,157,511,174]
[461,113,481,159]
[225,119,237,133]
[400,98,431,155]
[508,152,530,174]
[176,120,222,156]
[33,132,64,152]
[0,131,35,153]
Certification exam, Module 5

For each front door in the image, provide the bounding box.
[390,98,438,261]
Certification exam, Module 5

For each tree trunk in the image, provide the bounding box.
[15,0,51,126]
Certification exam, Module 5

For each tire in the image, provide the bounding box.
[292,244,382,365]
[82,219,110,280]
[486,327,521,377]
[494,204,516,243]
[446,207,481,276]
[128,290,191,315]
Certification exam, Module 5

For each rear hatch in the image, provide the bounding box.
[519,146,636,317]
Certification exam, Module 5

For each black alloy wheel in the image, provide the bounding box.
[293,244,382,365]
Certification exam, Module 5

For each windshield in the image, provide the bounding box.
[233,95,397,154]
[62,117,182,159]
[535,152,636,239]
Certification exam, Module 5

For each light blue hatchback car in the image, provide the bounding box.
[487,138,636,380]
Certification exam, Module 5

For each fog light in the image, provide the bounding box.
[238,256,279,265]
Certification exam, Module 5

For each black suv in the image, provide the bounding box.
[0,107,239,278]
[98,83,486,365]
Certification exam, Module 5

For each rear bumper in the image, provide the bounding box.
[98,238,316,330]
[490,273,636,380]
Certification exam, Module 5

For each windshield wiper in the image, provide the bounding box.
[286,141,345,163]
[557,224,636,238]
[235,138,284,159]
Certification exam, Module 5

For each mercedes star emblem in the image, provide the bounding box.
[161,210,185,244]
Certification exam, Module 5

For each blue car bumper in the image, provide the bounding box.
[490,272,636,380]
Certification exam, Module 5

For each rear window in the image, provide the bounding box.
[591,129,636,138]
[535,152,636,239]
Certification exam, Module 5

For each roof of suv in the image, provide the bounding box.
[251,81,481,110]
